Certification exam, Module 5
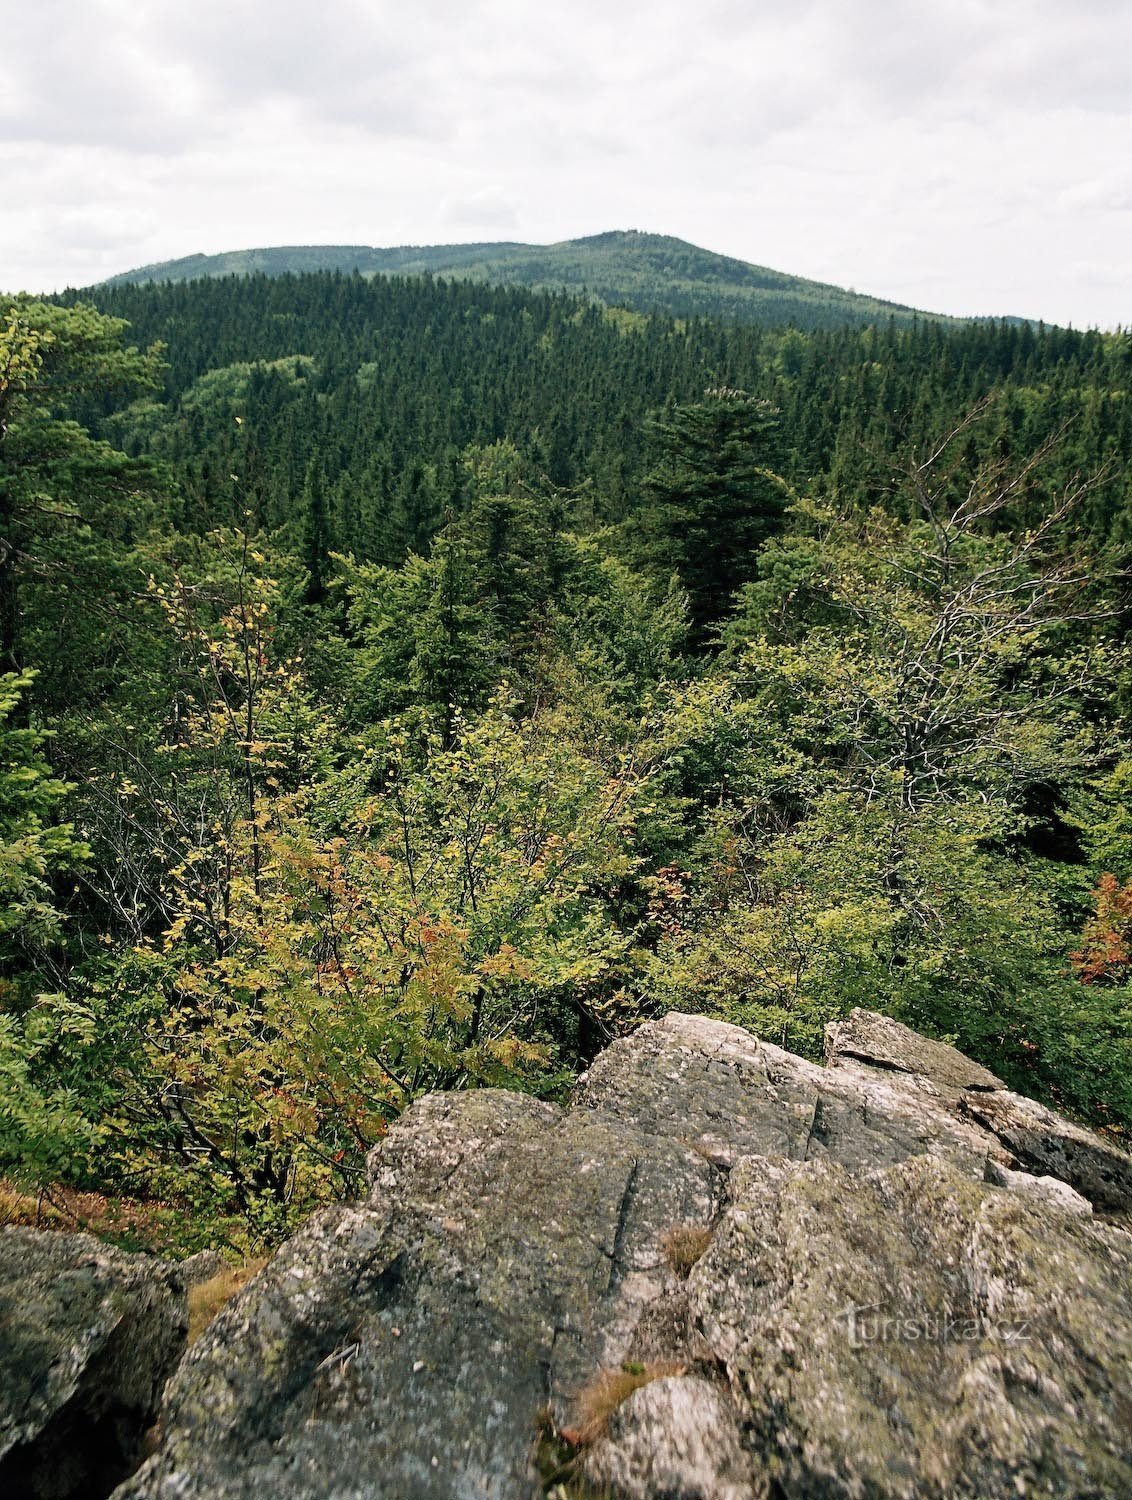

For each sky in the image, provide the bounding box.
[3,0,1130,327]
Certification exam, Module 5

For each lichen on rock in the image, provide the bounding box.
[0,1227,186,1500]
[86,1010,1132,1497]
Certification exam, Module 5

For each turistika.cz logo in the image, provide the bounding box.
[839,1301,1032,1348]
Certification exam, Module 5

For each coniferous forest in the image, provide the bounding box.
[1,274,1130,1248]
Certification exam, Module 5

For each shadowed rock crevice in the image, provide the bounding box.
[605,1158,642,1290]
[2,1400,149,1500]
[0,1229,186,1500]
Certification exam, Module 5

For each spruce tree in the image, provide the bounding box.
[636,388,790,643]
[299,456,329,605]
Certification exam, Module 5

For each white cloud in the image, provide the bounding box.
[1,0,1129,326]
[440,188,521,232]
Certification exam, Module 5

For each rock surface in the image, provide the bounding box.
[825,1006,1006,1092]
[583,1375,753,1500]
[962,1086,1132,1214]
[685,1151,1130,1497]
[0,1227,186,1500]
[116,1010,1132,1499]
[176,1248,227,1287]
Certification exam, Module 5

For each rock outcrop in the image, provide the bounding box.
[111,1008,1132,1499]
[826,1008,1132,1213]
[0,1227,186,1500]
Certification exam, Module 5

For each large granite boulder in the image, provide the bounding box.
[0,1227,186,1500]
[659,1152,1131,1498]
[117,1011,1132,1499]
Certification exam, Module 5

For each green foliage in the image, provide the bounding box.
[0,992,110,1186]
[0,674,87,967]
[329,491,683,739]
[110,678,647,1228]
[646,463,1130,1120]
[75,273,1132,577]
[635,389,790,640]
[0,298,166,709]
[0,673,93,1183]
[1072,761,1132,880]
[31,537,650,1231]
[1,279,1129,1245]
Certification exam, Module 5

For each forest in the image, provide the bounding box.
[102,229,943,329]
[0,274,1129,1249]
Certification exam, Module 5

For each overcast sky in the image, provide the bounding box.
[3,0,1130,327]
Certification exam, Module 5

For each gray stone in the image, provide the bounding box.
[117,1088,721,1499]
[825,1007,1005,1092]
[583,1375,755,1500]
[0,1226,186,1500]
[117,1013,1132,1499]
[823,1009,1132,1219]
[575,1011,999,1181]
[985,1161,1094,1217]
[962,1087,1132,1215]
[177,1249,227,1287]
[682,1151,1132,1498]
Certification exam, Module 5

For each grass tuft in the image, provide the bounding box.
[0,1182,67,1228]
[186,1259,268,1343]
[660,1222,713,1278]
[568,1359,686,1446]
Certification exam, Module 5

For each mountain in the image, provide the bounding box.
[101,229,952,331]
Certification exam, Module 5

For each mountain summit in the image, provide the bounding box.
[103,229,951,330]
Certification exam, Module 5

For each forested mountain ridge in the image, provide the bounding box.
[99,229,959,330]
[79,271,1130,566]
[0,276,1129,1255]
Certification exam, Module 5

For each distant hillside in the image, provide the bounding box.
[101,230,952,331]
